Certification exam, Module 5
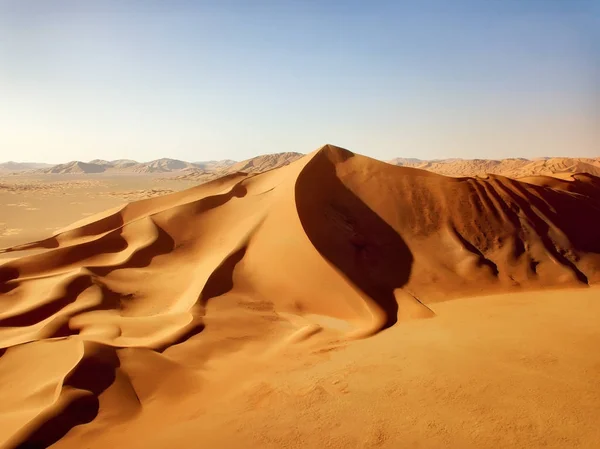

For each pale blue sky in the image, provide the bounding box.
[0,0,598,163]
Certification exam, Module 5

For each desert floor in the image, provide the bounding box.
[52,288,600,449]
[0,174,196,256]
[3,287,599,449]
[1,148,599,448]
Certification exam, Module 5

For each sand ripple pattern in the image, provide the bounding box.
[1,145,599,448]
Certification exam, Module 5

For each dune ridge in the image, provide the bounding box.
[1,145,599,448]
[390,156,600,178]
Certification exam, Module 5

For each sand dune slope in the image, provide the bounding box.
[390,156,600,178]
[1,145,599,448]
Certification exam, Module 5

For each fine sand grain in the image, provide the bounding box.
[1,145,599,448]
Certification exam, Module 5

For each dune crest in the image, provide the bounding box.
[1,145,599,448]
[389,155,600,178]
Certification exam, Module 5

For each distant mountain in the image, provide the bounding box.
[110,159,138,169]
[193,159,236,171]
[0,161,55,172]
[88,159,113,166]
[7,152,597,179]
[30,158,199,174]
[173,152,304,182]
[387,157,423,166]
[225,152,303,174]
[128,158,198,173]
[38,161,107,174]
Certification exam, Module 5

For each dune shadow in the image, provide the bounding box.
[0,236,60,255]
[511,178,600,254]
[451,225,499,276]
[1,209,126,257]
[153,247,248,353]
[493,178,593,283]
[200,247,247,304]
[0,274,94,327]
[190,181,247,214]
[156,320,206,353]
[294,147,414,330]
[0,265,20,294]
[17,345,120,449]
[88,222,175,277]
[89,183,247,277]
[0,229,129,286]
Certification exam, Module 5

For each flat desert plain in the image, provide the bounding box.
[0,174,198,257]
[1,145,599,449]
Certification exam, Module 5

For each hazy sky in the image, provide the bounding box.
[0,0,598,163]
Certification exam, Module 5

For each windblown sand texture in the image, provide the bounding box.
[1,145,599,448]
[0,176,199,252]
[390,156,600,178]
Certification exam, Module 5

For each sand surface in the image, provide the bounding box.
[0,174,197,254]
[1,145,599,448]
[389,156,600,178]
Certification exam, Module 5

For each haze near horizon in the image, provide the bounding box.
[0,0,598,163]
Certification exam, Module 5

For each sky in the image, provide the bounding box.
[0,0,598,163]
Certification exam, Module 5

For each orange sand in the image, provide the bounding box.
[1,145,599,448]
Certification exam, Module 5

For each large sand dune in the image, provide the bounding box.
[1,145,599,448]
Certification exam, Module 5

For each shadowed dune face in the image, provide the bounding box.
[296,145,600,299]
[295,147,415,329]
[1,145,600,448]
[17,343,125,449]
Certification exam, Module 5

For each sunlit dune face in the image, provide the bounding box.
[1,145,599,448]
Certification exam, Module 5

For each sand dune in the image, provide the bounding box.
[390,156,600,178]
[510,158,600,178]
[1,145,599,448]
